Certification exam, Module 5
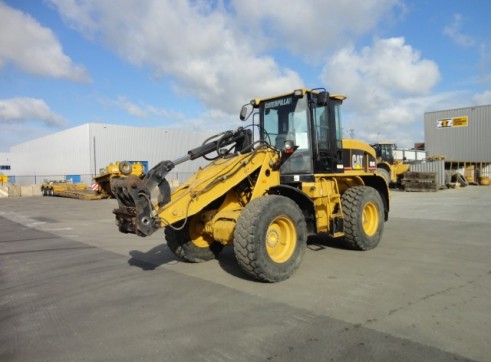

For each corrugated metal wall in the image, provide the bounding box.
[10,124,91,184]
[424,104,491,162]
[89,124,218,183]
[409,160,446,187]
[9,123,219,185]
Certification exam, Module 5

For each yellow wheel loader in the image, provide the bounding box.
[371,142,410,187]
[110,88,390,282]
[93,161,145,198]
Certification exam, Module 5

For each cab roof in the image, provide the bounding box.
[250,88,346,107]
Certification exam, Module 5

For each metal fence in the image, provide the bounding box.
[4,171,196,186]
[408,160,446,187]
[409,160,491,187]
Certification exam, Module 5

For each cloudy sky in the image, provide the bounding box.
[1,0,490,152]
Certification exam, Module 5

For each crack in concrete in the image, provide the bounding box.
[385,271,490,318]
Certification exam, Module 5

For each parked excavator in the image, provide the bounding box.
[110,88,390,282]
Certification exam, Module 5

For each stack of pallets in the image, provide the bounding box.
[402,172,438,192]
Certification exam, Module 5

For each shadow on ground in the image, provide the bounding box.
[128,244,179,270]
[128,233,347,278]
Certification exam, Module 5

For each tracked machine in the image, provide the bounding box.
[110,88,390,282]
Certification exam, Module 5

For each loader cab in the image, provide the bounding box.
[371,142,396,164]
[254,89,345,182]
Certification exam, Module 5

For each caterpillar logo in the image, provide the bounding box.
[352,154,363,169]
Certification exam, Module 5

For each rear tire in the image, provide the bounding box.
[341,186,384,251]
[165,214,223,263]
[234,195,307,282]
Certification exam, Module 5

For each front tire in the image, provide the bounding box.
[165,214,223,263]
[234,195,307,282]
[342,186,384,251]
[376,168,390,185]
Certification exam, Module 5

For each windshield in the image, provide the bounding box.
[261,95,313,174]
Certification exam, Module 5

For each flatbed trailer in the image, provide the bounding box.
[41,182,103,200]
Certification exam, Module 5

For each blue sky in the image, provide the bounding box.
[1,0,490,152]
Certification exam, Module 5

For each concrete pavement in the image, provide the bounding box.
[1,186,490,361]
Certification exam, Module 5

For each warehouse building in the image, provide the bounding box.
[3,105,490,187]
[424,104,491,181]
[1,123,218,186]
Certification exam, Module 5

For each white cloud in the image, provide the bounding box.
[100,95,244,132]
[45,1,448,148]
[325,37,440,97]
[322,37,442,147]
[48,0,303,113]
[111,96,147,117]
[0,123,54,152]
[47,0,400,115]
[442,14,491,91]
[167,108,243,133]
[104,96,184,119]
[0,2,90,82]
[232,0,400,56]
[443,14,476,47]
[0,98,67,127]
[473,90,491,105]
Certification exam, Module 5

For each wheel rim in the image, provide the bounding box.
[265,216,296,263]
[362,201,379,236]
[188,215,211,248]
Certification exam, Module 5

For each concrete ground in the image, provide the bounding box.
[1,186,490,361]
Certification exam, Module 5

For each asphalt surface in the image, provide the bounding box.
[1,186,490,361]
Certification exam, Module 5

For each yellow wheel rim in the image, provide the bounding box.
[189,215,211,248]
[362,201,379,236]
[265,216,296,263]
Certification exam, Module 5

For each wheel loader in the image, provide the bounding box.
[93,161,145,198]
[370,142,410,187]
[110,88,390,282]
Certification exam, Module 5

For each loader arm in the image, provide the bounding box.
[110,127,286,237]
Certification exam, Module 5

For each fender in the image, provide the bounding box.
[268,184,317,234]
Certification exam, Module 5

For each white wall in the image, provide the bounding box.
[10,124,91,184]
[8,123,219,185]
[0,152,12,176]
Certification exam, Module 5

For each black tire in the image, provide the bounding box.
[234,195,307,282]
[41,187,47,196]
[119,161,132,175]
[342,186,384,251]
[376,168,390,185]
[164,214,223,263]
[49,187,54,196]
[456,173,468,187]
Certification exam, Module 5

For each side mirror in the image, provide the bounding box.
[239,105,248,121]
